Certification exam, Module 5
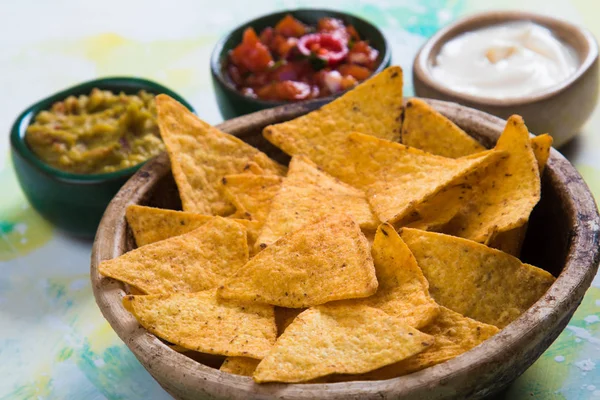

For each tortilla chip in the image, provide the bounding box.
[255,156,378,249]
[531,133,553,174]
[125,205,260,251]
[218,215,377,308]
[123,289,276,358]
[400,228,555,328]
[253,304,433,383]
[316,132,503,224]
[446,115,541,243]
[402,98,485,158]
[99,217,249,294]
[220,357,261,376]
[263,66,403,165]
[332,306,499,381]
[335,223,439,329]
[156,94,285,215]
[275,307,305,336]
[221,174,283,221]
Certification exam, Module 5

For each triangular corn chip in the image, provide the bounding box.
[99,217,248,294]
[221,174,283,221]
[263,66,403,164]
[335,223,439,329]
[156,94,285,215]
[531,133,552,174]
[402,98,485,158]
[220,357,261,376]
[218,215,377,307]
[255,156,378,249]
[400,228,555,328]
[253,304,433,382]
[446,115,541,243]
[331,306,499,381]
[123,289,276,358]
[125,205,260,250]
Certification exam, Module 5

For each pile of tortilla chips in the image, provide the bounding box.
[99,66,556,384]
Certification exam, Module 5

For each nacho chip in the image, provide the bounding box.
[221,174,283,221]
[99,217,248,294]
[335,223,439,329]
[156,94,285,215]
[218,215,377,308]
[446,115,541,243]
[332,306,499,380]
[401,98,485,158]
[253,304,433,383]
[275,307,305,336]
[123,289,276,358]
[125,204,260,251]
[531,133,553,174]
[255,156,378,249]
[263,66,403,165]
[220,357,261,376]
[400,228,555,327]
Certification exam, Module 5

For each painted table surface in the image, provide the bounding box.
[1,0,599,399]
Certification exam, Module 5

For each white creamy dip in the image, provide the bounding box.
[431,22,579,99]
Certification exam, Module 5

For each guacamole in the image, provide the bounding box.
[26,88,164,174]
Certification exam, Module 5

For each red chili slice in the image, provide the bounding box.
[297,33,348,66]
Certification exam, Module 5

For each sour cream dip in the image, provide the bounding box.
[431,22,579,99]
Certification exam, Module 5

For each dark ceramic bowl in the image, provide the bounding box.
[210,8,391,119]
[10,77,194,239]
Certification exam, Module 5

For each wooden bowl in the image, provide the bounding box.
[91,99,600,399]
[413,11,599,148]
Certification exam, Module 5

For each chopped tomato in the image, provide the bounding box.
[346,25,361,41]
[341,74,358,90]
[337,64,372,81]
[271,35,298,58]
[275,15,306,38]
[230,28,273,73]
[259,27,275,47]
[347,40,379,68]
[256,81,311,101]
[317,17,345,33]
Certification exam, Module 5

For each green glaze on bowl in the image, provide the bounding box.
[10,77,194,238]
[210,8,391,119]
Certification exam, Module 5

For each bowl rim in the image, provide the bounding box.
[413,10,599,107]
[209,8,392,107]
[91,98,600,398]
[10,76,195,183]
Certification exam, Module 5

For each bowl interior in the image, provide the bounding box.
[210,8,392,107]
[10,77,195,183]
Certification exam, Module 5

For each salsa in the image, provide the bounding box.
[226,14,379,101]
[26,89,164,174]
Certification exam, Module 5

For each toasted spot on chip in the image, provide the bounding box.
[220,357,261,376]
[256,156,378,249]
[400,228,555,328]
[156,94,285,215]
[446,115,541,243]
[252,304,433,383]
[263,66,404,165]
[100,217,249,294]
[402,98,485,158]
[221,174,283,222]
[125,204,261,252]
[335,223,439,329]
[218,215,377,308]
[123,289,276,358]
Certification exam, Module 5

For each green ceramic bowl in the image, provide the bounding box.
[10,77,194,239]
[210,8,392,119]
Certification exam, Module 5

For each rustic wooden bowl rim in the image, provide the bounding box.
[91,98,600,399]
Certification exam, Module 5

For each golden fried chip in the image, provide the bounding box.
[99,217,248,294]
[263,66,403,165]
[335,223,439,329]
[253,304,433,383]
[275,307,305,336]
[400,228,555,328]
[218,215,377,308]
[401,98,485,158]
[156,95,285,215]
[446,115,541,243]
[531,133,553,174]
[123,289,276,358]
[255,156,378,249]
[220,357,261,376]
[125,204,260,250]
[221,174,283,221]
[331,306,499,381]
